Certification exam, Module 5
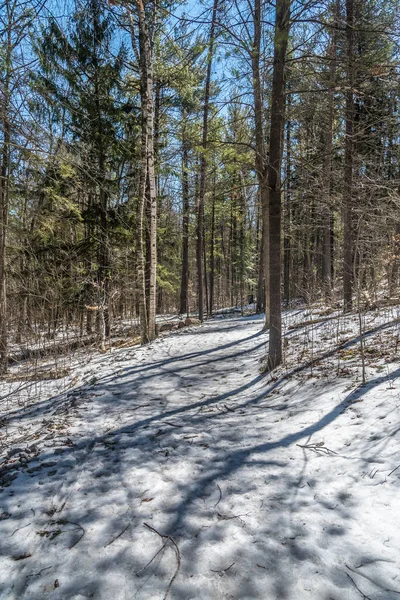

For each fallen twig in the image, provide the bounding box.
[296,442,337,455]
[211,562,235,574]
[126,404,150,412]
[214,484,222,507]
[217,512,249,523]
[136,541,168,575]
[388,464,400,477]
[143,522,181,600]
[346,563,400,595]
[10,522,31,537]
[346,572,372,600]
[26,565,53,578]
[55,520,85,549]
[104,522,131,547]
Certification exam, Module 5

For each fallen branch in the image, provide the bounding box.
[143,522,181,600]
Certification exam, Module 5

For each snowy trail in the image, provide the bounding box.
[1,314,400,599]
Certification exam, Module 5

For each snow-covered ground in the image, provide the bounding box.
[1,309,400,599]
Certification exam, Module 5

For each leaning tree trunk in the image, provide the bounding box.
[266,0,290,371]
[343,0,354,312]
[197,0,219,322]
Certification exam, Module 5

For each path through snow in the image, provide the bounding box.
[1,314,400,599]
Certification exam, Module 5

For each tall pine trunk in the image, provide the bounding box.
[197,0,218,322]
[322,0,339,300]
[267,0,290,370]
[252,0,268,318]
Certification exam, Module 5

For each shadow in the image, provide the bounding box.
[2,312,400,599]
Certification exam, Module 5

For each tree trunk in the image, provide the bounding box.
[0,9,12,374]
[266,0,290,370]
[136,0,157,340]
[0,120,9,375]
[343,0,354,312]
[283,95,291,303]
[179,117,190,316]
[197,0,219,322]
[322,0,339,300]
[252,0,270,323]
[209,179,216,315]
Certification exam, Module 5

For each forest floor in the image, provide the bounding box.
[1,306,400,599]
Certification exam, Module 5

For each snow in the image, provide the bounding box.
[1,308,400,599]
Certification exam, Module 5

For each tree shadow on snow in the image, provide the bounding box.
[2,318,400,599]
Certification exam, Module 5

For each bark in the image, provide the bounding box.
[283,96,291,303]
[136,0,157,340]
[266,0,290,370]
[93,5,110,348]
[179,117,190,316]
[343,0,354,312]
[322,0,339,300]
[0,7,12,375]
[252,0,269,320]
[255,192,264,312]
[197,0,219,322]
[209,178,216,315]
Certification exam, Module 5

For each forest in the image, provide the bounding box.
[1,0,400,598]
[0,0,398,373]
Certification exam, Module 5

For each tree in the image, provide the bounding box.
[35,0,126,346]
[266,0,290,370]
[343,0,355,312]
[0,0,32,373]
[197,0,219,322]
